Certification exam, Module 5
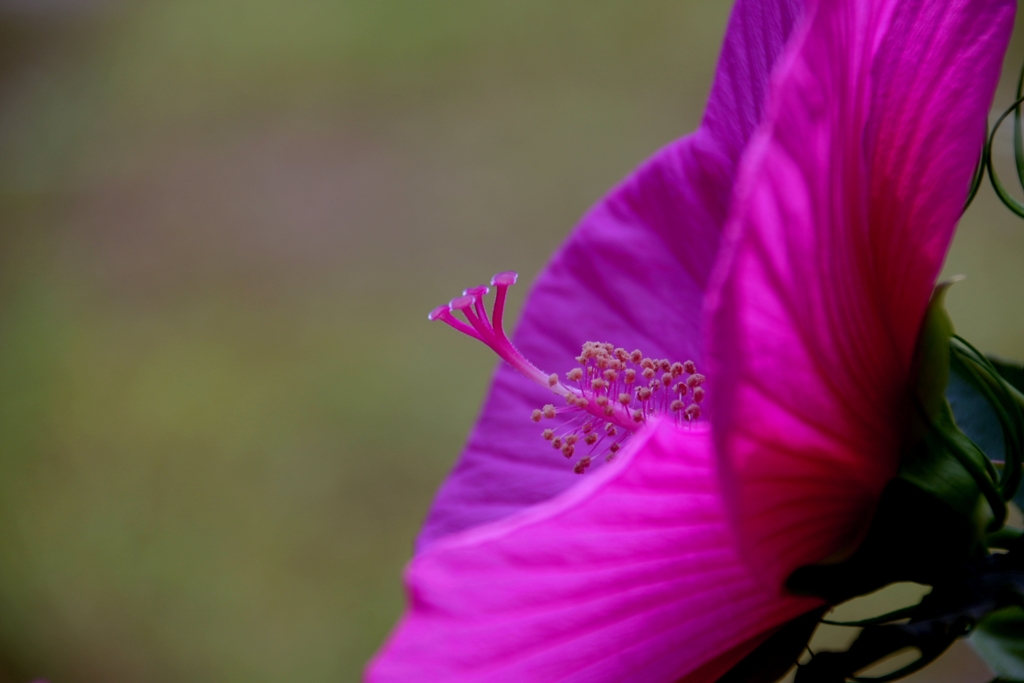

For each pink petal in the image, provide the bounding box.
[707,0,1014,589]
[418,0,805,551]
[369,421,820,683]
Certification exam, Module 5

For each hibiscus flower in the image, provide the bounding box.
[366,0,1015,681]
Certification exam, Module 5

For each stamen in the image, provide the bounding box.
[573,456,593,474]
[429,272,706,472]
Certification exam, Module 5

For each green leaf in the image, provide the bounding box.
[902,281,988,525]
[898,428,983,521]
[970,606,1024,681]
[948,362,1005,464]
[986,356,1024,509]
[914,282,957,420]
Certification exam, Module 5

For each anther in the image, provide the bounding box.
[548,374,559,387]
[531,409,543,422]
[595,395,609,407]
[565,434,578,446]
[685,404,701,421]
[662,373,673,387]
[631,350,643,363]
[591,378,608,391]
[563,444,575,458]
[632,409,643,422]
[671,400,685,412]
[671,362,684,377]
[567,368,583,382]
[605,424,617,436]
[693,387,705,404]
[585,433,598,446]
[573,457,592,474]
[542,429,555,441]
[543,404,556,419]
[624,369,636,384]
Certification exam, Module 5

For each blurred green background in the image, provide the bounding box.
[0,1,1020,681]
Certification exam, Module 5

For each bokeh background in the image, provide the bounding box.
[0,1,1021,681]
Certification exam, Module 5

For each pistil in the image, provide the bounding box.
[430,271,704,471]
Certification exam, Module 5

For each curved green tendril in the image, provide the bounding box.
[849,655,940,683]
[985,59,1024,217]
[1014,59,1024,193]
[820,603,921,628]
[965,123,988,212]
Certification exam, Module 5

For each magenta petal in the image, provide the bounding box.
[418,0,804,551]
[708,0,1014,589]
[369,421,820,683]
